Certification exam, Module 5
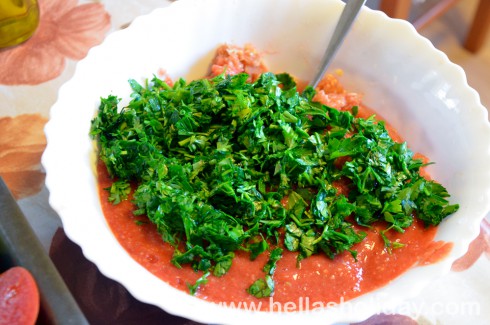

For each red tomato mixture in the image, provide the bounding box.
[97,44,452,310]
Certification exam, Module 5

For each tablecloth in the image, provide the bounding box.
[0,0,488,324]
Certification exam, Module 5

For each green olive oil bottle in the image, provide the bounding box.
[0,0,39,49]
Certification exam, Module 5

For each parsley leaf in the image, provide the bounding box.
[91,72,459,297]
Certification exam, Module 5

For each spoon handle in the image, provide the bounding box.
[311,0,366,89]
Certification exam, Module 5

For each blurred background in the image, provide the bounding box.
[368,0,490,115]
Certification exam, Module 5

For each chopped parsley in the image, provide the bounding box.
[90,72,459,298]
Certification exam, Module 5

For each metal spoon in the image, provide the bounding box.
[311,0,366,88]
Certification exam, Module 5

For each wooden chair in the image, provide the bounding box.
[379,0,490,53]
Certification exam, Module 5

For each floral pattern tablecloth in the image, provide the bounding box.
[1,1,488,324]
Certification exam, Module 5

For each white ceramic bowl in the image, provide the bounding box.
[42,0,490,324]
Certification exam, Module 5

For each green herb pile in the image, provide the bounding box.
[90,72,459,297]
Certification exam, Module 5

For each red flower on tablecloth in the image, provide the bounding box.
[0,0,111,85]
[451,219,490,272]
[0,114,47,199]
